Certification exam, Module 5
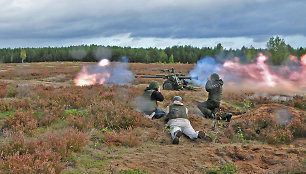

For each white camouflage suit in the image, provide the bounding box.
[165,101,199,140]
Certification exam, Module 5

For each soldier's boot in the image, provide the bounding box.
[172,130,183,144]
[201,107,214,119]
[216,113,232,122]
[143,112,155,119]
[198,131,212,142]
[225,113,232,122]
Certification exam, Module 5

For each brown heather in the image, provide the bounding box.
[226,104,306,144]
[2,109,38,134]
[103,130,141,147]
[0,81,8,98]
[0,129,87,174]
[0,62,305,173]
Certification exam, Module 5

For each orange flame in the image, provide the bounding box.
[74,59,111,86]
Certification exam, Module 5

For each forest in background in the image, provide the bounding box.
[1,36,305,65]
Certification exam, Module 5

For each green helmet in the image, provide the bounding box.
[210,73,220,81]
[172,96,182,102]
[148,81,159,90]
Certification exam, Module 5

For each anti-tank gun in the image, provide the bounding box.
[134,68,199,90]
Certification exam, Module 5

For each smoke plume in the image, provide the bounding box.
[273,108,293,126]
[107,57,133,85]
[132,95,151,114]
[74,57,133,86]
[69,46,87,60]
[94,47,112,61]
[189,53,306,94]
[189,57,221,86]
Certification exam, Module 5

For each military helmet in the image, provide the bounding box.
[210,73,220,81]
[172,96,182,102]
[148,81,159,90]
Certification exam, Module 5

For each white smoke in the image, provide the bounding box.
[248,93,294,102]
[94,47,111,61]
[132,94,157,115]
[69,46,87,60]
[74,57,133,86]
[189,56,221,86]
[107,57,133,84]
[273,108,293,126]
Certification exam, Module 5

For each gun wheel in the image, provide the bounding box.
[163,82,173,90]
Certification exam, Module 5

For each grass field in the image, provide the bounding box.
[0,62,305,174]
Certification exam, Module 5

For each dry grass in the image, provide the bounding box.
[0,62,305,173]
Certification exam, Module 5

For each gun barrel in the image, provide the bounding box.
[152,69,170,72]
[178,76,198,80]
[134,75,167,79]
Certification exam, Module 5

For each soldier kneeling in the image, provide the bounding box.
[197,73,232,122]
[165,96,212,144]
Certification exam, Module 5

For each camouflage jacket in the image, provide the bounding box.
[165,102,188,121]
[205,79,223,104]
[142,89,158,112]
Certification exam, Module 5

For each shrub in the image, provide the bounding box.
[35,107,65,127]
[2,110,37,134]
[0,82,8,98]
[6,86,18,98]
[287,115,306,138]
[203,163,238,174]
[62,128,89,153]
[90,100,151,131]
[0,99,31,112]
[3,149,64,174]
[103,131,141,147]
[66,109,93,131]
[46,129,89,157]
[226,105,306,144]
[54,88,88,109]
[0,101,13,112]
[266,129,293,144]
[119,169,148,174]
[67,114,94,131]
[0,131,26,156]
[0,129,88,173]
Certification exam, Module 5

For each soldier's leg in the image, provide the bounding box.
[152,108,166,119]
[180,120,199,139]
[197,101,212,118]
[169,121,183,140]
[205,100,220,118]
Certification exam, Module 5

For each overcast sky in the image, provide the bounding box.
[0,0,305,49]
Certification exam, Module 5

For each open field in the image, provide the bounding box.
[0,62,305,174]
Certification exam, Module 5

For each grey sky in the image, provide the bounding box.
[0,0,305,49]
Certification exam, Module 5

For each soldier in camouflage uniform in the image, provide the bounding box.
[140,81,165,119]
[197,73,231,121]
[165,96,211,144]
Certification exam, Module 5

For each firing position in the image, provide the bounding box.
[140,81,166,119]
[165,96,211,144]
[197,73,231,122]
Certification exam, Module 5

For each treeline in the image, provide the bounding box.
[0,36,305,65]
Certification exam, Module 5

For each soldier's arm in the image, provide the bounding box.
[212,79,223,88]
[205,81,214,91]
[206,80,223,91]
[151,91,164,101]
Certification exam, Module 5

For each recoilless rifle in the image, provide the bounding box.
[135,68,199,91]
